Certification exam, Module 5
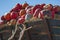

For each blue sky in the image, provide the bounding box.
[0,0,60,17]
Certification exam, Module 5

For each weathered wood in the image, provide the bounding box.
[52,34,60,40]
[1,19,60,40]
[47,19,60,26]
[47,19,60,40]
[43,19,52,40]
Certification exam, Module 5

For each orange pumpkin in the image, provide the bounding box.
[22,2,29,9]
[19,9,26,16]
[4,13,11,21]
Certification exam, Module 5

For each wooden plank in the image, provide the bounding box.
[0,33,3,40]
[47,19,60,26]
[50,28,60,35]
[43,19,52,40]
[52,26,60,28]
[0,19,55,40]
[52,34,60,40]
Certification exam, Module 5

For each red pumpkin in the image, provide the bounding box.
[10,3,22,12]
[40,3,46,9]
[25,6,33,10]
[22,2,29,9]
[19,9,26,16]
[51,11,55,19]
[17,18,25,24]
[33,8,41,18]
[26,8,31,13]
[21,15,25,18]
[32,4,41,14]
[10,12,18,19]
[26,7,33,15]
[4,13,11,21]
[39,11,44,19]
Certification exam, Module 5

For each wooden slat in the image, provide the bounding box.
[0,30,11,33]
[38,32,48,35]
[43,19,52,40]
[52,34,60,40]
[50,28,60,35]
[47,19,60,26]
[52,26,60,28]
[52,34,60,36]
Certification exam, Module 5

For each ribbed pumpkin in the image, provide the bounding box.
[22,2,29,9]
[53,5,59,12]
[32,4,41,14]
[4,13,11,21]
[40,3,46,9]
[10,12,18,19]
[19,9,26,16]
[10,3,22,12]
[33,8,41,18]
[25,6,33,10]
[43,4,53,10]
[17,18,25,24]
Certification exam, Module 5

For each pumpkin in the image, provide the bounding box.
[32,4,41,14]
[26,8,33,15]
[10,12,18,19]
[33,8,41,18]
[19,9,26,16]
[39,11,44,19]
[22,2,29,9]
[40,3,46,9]
[43,4,53,10]
[25,6,33,10]
[10,3,22,12]
[53,5,60,12]
[51,11,55,19]
[17,18,25,24]
[4,13,11,21]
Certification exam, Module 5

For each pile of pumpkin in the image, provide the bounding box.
[0,2,60,25]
